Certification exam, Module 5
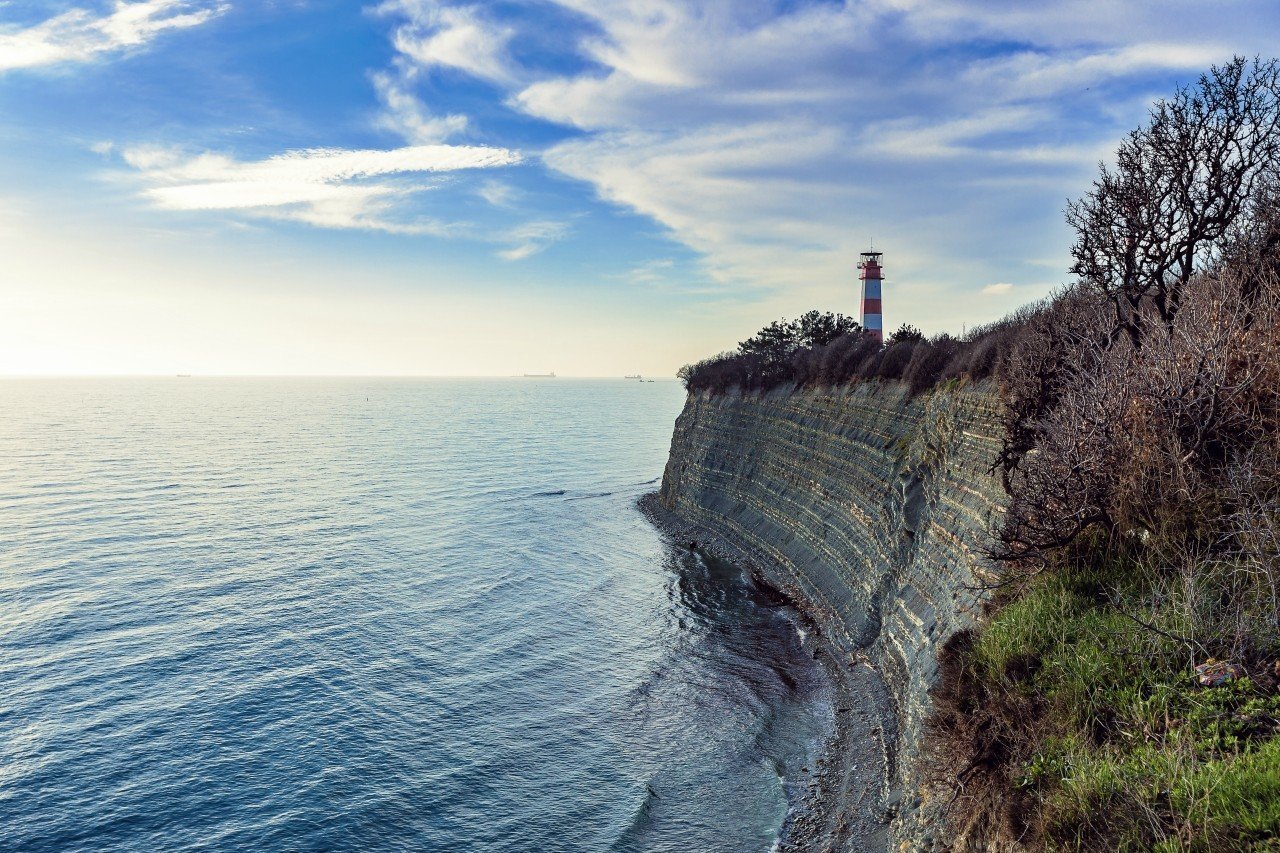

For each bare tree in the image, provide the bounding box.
[1067,57,1280,347]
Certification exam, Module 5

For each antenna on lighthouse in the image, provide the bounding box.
[857,247,884,344]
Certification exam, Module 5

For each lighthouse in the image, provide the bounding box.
[858,249,884,343]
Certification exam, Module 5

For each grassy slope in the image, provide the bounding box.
[945,541,1280,850]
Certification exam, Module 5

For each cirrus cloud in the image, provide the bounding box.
[496,219,569,261]
[373,0,1279,328]
[0,0,227,73]
[119,142,522,232]
[374,0,516,85]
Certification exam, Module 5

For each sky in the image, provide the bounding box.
[2,1,1279,376]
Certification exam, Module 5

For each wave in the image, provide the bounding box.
[607,778,662,852]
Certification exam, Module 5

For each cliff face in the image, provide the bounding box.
[656,381,1005,845]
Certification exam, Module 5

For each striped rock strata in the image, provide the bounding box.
[657,381,1005,847]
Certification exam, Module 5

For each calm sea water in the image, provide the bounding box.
[0,378,833,852]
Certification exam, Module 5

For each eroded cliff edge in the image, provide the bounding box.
[653,381,1005,848]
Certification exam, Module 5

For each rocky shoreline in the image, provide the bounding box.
[639,493,893,853]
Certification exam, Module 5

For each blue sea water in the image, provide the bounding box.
[0,378,833,852]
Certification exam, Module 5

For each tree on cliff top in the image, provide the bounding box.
[738,319,801,365]
[737,311,862,364]
[797,310,862,348]
[1068,56,1280,346]
[887,323,925,345]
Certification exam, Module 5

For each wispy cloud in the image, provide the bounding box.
[963,43,1224,100]
[367,0,519,155]
[119,143,521,231]
[371,70,468,144]
[0,0,226,73]
[497,220,568,261]
[476,179,518,208]
[374,0,516,85]
[626,258,674,284]
[373,0,1258,313]
[981,282,1014,295]
[540,121,856,285]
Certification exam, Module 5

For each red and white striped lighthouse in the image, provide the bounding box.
[858,249,884,343]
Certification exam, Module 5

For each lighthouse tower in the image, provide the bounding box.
[858,249,884,343]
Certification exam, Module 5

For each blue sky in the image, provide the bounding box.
[2,0,1279,375]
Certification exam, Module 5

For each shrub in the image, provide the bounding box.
[904,334,959,396]
[677,316,1028,395]
[925,57,1280,851]
[876,341,916,380]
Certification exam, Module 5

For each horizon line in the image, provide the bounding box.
[0,373,680,380]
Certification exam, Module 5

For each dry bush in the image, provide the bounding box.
[926,630,1040,850]
[814,334,857,386]
[994,264,1280,564]
[930,58,1280,852]
[945,332,1001,381]
[876,340,917,380]
[678,309,1034,395]
[990,288,1113,558]
[905,334,959,395]
[1221,450,1280,654]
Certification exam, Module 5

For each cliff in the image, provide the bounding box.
[654,380,1005,847]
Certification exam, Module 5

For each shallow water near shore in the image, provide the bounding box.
[0,378,833,852]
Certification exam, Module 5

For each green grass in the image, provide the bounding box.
[1038,731,1280,850]
[965,550,1280,849]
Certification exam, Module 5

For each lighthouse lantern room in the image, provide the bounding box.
[858,250,884,343]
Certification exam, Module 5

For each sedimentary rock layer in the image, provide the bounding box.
[656,381,1005,845]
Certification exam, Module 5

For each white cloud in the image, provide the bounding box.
[541,121,857,284]
[858,107,1050,161]
[496,244,535,261]
[962,42,1224,100]
[375,0,1277,329]
[886,1,1255,53]
[375,0,515,84]
[120,143,522,231]
[626,258,674,284]
[438,1,1244,303]
[981,282,1014,295]
[476,179,518,208]
[371,70,468,144]
[367,2,514,166]
[0,0,226,72]
[497,220,568,261]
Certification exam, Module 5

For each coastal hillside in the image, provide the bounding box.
[655,57,1280,851]
[654,381,1005,847]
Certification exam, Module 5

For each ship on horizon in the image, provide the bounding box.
[523,372,556,378]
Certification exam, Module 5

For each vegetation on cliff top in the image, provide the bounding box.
[678,55,1280,850]
[925,56,1280,851]
[677,314,1015,397]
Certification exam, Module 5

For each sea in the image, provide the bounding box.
[0,378,834,852]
